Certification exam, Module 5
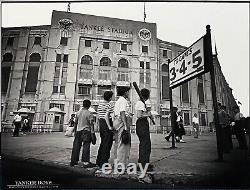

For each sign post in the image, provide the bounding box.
[205,25,223,161]
[168,25,223,160]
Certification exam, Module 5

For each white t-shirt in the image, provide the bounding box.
[135,101,146,118]
[114,96,129,117]
[192,116,199,124]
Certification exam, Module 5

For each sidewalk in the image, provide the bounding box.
[1,132,250,187]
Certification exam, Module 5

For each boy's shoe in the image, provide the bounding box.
[70,162,78,167]
[180,139,186,143]
[83,162,96,168]
[147,167,154,172]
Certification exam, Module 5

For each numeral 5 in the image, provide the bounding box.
[192,49,202,68]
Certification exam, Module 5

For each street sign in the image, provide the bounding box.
[169,36,205,88]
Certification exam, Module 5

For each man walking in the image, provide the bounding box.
[165,107,178,142]
[12,113,22,137]
[192,113,199,138]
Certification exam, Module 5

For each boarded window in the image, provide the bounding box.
[34,37,41,45]
[60,37,68,46]
[140,72,144,84]
[53,86,58,93]
[163,50,168,57]
[121,44,127,51]
[63,54,68,63]
[142,46,148,53]
[162,64,168,72]
[198,82,205,104]
[56,54,61,62]
[85,40,91,47]
[25,66,39,92]
[7,37,14,46]
[181,82,189,103]
[1,67,11,93]
[162,75,169,99]
[2,53,13,62]
[103,42,109,49]
[146,62,150,69]
[199,112,207,126]
[60,86,65,93]
[146,73,150,84]
[183,112,190,125]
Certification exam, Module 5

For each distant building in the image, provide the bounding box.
[1,10,236,132]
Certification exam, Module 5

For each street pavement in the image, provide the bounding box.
[1,131,250,189]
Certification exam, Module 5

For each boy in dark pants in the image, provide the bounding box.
[70,100,96,168]
[135,88,153,171]
[96,91,114,168]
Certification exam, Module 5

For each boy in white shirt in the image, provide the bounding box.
[113,86,131,169]
[135,88,153,171]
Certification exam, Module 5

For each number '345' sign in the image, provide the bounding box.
[169,37,205,88]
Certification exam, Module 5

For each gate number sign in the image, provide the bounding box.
[169,37,205,88]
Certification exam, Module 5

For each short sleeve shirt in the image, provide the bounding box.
[192,117,199,124]
[114,96,129,117]
[135,101,146,118]
[75,108,94,132]
[97,102,114,119]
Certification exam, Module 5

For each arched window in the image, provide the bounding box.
[81,55,93,65]
[2,53,13,62]
[100,57,111,67]
[118,58,129,68]
[162,64,168,72]
[29,53,41,62]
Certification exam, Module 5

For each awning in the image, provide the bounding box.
[14,108,35,114]
[46,107,65,114]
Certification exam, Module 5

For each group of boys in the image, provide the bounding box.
[70,86,154,172]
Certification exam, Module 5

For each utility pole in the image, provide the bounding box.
[206,25,223,161]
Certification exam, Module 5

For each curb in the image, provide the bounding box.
[1,154,219,186]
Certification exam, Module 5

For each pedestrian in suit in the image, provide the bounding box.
[218,104,231,153]
[176,111,186,143]
[165,107,178,142]
[232,105,248,150]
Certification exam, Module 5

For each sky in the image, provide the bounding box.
[1,1,249,116]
